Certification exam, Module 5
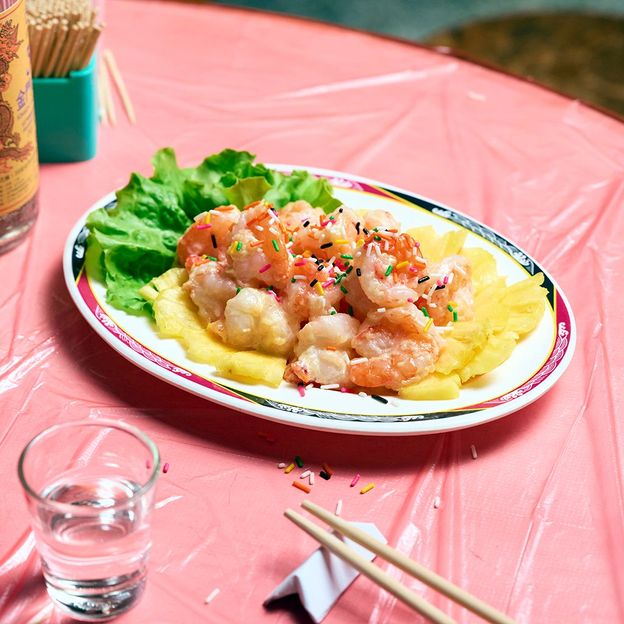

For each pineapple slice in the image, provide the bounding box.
[399,373,461,400]
[438,229,468,260]
[502,273,547,336]
[184,328,235,363]
[461,248,498,293]
[151,284,286,386]
[215,352,287,388]
[458,330,519,383]
[435,321,491,375]
[139,268,188,303]
[405,226,467,262]
[474,278,510,332]
[153,286,202,338]
[138,283,159,303]
[405,225,439,258]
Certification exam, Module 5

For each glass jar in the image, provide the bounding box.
[0,0,39,253]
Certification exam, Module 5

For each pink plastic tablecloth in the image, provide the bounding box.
[1,2,623,622]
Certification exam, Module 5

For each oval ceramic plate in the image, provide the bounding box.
[63,167,575,435]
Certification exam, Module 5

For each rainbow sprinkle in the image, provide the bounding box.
[272,240,280,252]
[292,480,311,494]
[424,318,433,333]
[350,473,361,487]
[205,588,220,605]
[259,264,271,274]
[360,483,375,495]
[395,260,409,270]
[385,265,393,277]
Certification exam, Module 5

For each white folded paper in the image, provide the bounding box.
[264,522,387,623]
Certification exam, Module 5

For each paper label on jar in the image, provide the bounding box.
[0,0,39,216]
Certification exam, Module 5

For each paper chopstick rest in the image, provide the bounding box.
[264,522,386,623]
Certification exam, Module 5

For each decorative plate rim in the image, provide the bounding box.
[63,166,576,435]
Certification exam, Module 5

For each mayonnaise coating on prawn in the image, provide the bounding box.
[350,305,443,390]
[177,205,240,264]
[418,255,473,325]
[229,201,293,290]
[184,258,237,324]
[210,287,298,357]
[353,232,429,308]
[286,314,360,386]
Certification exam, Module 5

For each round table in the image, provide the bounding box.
[1,2,623,622]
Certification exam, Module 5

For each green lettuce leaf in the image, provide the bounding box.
[85,148,339,316]
[223,176,272,209]
[264,169,341,213]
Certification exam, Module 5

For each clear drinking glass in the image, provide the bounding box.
[18,420,160,621]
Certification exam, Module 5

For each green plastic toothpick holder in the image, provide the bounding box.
[32,56,98,163]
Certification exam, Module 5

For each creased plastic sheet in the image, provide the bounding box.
[1,1,623,622]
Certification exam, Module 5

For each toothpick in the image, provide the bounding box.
[103,48,136,124]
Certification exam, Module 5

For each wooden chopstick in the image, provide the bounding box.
[300,501,516,624]
[285,508,455,624]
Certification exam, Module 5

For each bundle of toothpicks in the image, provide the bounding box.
[27,0,103,77]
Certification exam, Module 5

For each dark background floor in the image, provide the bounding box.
[210,0,624,117]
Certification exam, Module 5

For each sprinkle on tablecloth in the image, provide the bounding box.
[205,588,220,604]
[360,483,375,495]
